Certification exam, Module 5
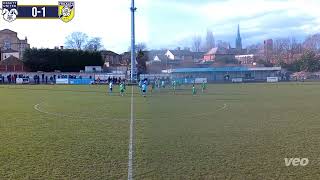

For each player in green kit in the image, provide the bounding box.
[123,80,126,91]
[151,81,155,94]
[201,80,207,93]
[192,84,196,95]
[172,80,177,94]
[138,80,142,92]
[120,82,125,96]
[177,80,181,87]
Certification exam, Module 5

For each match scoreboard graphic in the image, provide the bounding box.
[0,1,74,23]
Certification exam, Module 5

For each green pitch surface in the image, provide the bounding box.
[1,83,320,179]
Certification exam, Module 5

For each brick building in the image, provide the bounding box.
[0,29,30,60]
[0,55,26,72]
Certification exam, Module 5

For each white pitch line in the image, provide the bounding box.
[34,103,76,118]
[189,103,228,118]
[34,102,143,122]
[127,85,135,180]
[218,103,228,111]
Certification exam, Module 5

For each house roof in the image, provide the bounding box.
[205,47,244,55]
[229,48,248,55]
[192,52,206,59]
[19,39,28,43]
[149,50,166,57]
[205,48,218,55]
[154,55,168,61]
[205,47,230,55]
[172,67,247,73]
[101,50,119,56]
[0,55,23,66]
[227,48,237,54]
[1,49,19,53]
[0,29,17,34]
[121,50,150,56]
[168,50,192,56]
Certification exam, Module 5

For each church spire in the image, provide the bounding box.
[236,24,242,50]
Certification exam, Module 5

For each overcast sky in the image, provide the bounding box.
[1,0,320,53]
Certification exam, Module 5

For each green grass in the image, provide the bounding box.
[0,85,130,179]
[1,83,320,179]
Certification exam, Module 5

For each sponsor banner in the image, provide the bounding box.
[95,74,125,81]
[56,78,69,84]
[267,77,279,83]
[16,78,30,84]
[232,78,243,83]
[184,78,195,84]
[69,78,94,85]
[195,78,207,84]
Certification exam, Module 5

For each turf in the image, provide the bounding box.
[1,83,320,179]
[0,85,130,179]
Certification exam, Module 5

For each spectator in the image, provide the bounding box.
[33,75,37,84]
[7,74,11,84]
[42,74,45,83]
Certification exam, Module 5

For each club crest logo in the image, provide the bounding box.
[1,1,18,22]
[58,1,74,23]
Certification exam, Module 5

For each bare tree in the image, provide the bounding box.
[85,37,104,51]
[303,33,320,52]
[216,40,230,49]
[65,32,88,50]
[205,30,215,51]
[128,42,147,52]
[273,37,303,64]
[192,35,202,52]
[288,37,302,58]
[273,38,291,64]
[136,42,147,51]
[247,43,264,55]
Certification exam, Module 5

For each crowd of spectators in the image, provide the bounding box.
[0,73,95,84]
[0,73,130,85]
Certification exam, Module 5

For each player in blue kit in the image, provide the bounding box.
[142,82,147,97]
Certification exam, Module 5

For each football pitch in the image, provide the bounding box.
[1,83,320,179]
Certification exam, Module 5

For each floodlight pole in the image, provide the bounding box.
[128,1,136,180]
[130,0,136,82]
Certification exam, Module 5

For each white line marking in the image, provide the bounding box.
[34,103,75,118]
[128,85,135,180]
[34,102,144,122]
[187,103,228,118]
[218,103,227,111]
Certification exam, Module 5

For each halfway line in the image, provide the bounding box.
[127,85,135,180]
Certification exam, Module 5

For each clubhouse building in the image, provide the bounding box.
[169,67,282,82]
